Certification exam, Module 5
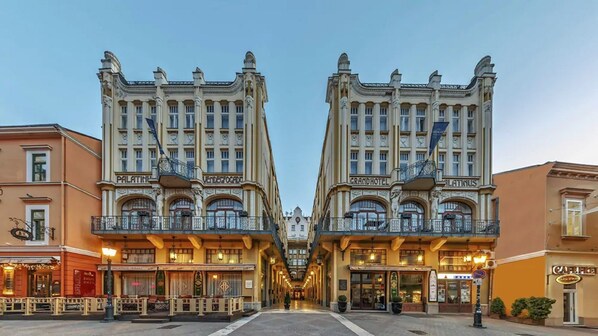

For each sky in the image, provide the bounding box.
[1,1,597,215]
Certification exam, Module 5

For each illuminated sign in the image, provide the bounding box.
[552,265,596,276]
[556,274,582,285]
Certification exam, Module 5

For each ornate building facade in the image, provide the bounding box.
[94,51,288,310]
[284,207,312,299]
[307,54,499,313]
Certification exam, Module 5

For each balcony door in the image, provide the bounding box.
[121,198,156,230]
[439,201,472,233]
[206,199,243,230]
[350,200,387,231]
[169,198,194,230]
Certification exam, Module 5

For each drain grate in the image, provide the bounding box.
[515,334,536,336]
[158,325,181,329]
[408,331,427,335]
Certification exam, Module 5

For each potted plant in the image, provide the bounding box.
[337,295,348,313]
[490,297,506,319]
[284,292,291,310]
[391,296,403,314]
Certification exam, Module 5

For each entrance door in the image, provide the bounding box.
[350,272,386,310]
[439,280,472,313]
[563,289,578,324]
[32,273,51,297]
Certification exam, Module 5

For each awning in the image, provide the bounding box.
[348,265,432,272]
[0,257,60,264]
[97,263,256,272]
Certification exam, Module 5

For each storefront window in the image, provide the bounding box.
[438,251,471,272]
[207,272,242,297]
[206,249,242,264]
[169,248,194,263]
[122,248,155,264]
[400,250,425,265]
[438,280,471,305]
[350,249,387,265]
[169,272,193,297]
[400,273,423,303]
[2,267,15,295]
[122,272,156,296]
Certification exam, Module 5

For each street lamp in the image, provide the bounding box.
[102,247,117,322]
[472,251,487,329]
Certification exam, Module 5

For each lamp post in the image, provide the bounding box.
[102,247,117,322]
[472,252,487,329]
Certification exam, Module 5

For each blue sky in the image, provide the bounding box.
[1,1,597,214]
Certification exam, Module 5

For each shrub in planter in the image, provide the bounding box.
[284,292,291,310]
[337,295,348,313]
[511,298,528,317]
[490,297,506,318]
[527,297,556,321]
[391,296,403,314]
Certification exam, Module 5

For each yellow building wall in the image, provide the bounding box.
[493,256,546,315]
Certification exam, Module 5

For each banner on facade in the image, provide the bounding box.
[194,271,203,296]
[390,271,398,299]
[429,269,438,302]
[146,118,165,156]
[428,122,449,156]
[156,270,166,295]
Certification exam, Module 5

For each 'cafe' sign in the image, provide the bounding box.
[552,265,596,276]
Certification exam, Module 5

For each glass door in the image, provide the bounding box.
[563,290,578,324]
[33,274,51,297]
[351,273,361,309]
[350,272,386,310]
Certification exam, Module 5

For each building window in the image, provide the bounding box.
[398,201,424,232]
[400,273,423,303]
[467,108,475,133]
[31,209,46,241]
[31,153,48,182]
[149,149,157,170]
[439,108,446,122]
[301,224,304,231]
[185,150,194,176]
[120,149,127,172]
[439,251,471,272]
[350,249,387,265]
[2,267,15,295]
[380,106,388,131]
[452,108,460,132]
[400,152,409,171]
[122,272,155,296]
[351,106,358,131]
[349,200,387,231]
[206,104,214,129]
[564,199,583,236]
[121,198,157,218]
[206,150,214,173]
[206,249,242,264]
[206,199,243,230]
[235,150,243,173]
[135,105,143,129]
[452,153,460,175]
[150,105,157,123]
[169,248,194,263]
[221,150,229,173]
[169,149,178,161]
[221,103,229,129]
[120,105,127,128]
[440,201,473,233]
[122,248,155,264]
[438,153,446,173]
[291,225,295,231]
[467,153,475,176]
[365,151,373,174]
[400,107,410,131]
[350,151,358,174]
[207,272,242,297]
[365,106,373,131]
[416,152,425,162]
[236,105,244,129]
[416,107,426,132]
[135,149,143,172]
[169,105,179,128]
[380,152,387,175]
[400,250,425,266]
[185,105,195,129]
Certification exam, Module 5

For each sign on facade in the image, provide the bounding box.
[204,175,243,185]
[116,174,151,184]
[349,176,389,186]
[552,265,596,276]
[245,280,253,289]
[555,274,582,285]
[428,270,437,302]
[339,279,347,291]
[73,270,96,297]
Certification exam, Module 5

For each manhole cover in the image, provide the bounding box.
[158,325,181,329]
[409,331,427,335]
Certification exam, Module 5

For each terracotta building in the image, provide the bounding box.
[0,124,102,297]
[494,162,598,327]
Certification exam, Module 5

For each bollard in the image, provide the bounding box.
[52,298,62,316]
[113,298,120,316]
[169,298,175,317]
[228,298,233,316]
[24,298,33,316]
[197,298,204,317]
[140,298,148,316]
[82,298,89,316]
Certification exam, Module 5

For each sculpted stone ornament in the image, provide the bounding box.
[195,96,203,118]
[390,189,402,218]
[245,95,255,112]
[155,188,164,216]
[340,96,348,111]
[430,189,442,219]
[392,97,400,109]
[193,188,203,215]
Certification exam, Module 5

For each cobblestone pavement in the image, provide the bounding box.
[2,309,598,336]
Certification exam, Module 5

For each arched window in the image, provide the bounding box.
[350,200,387,231]
[439,201,472,233]
[169,198,194,230]
[206,199,243,230]
[399,201,424,232]
[121,198,156,230]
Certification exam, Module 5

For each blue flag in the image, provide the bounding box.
[428,122,449,156]
[146,118,165,156]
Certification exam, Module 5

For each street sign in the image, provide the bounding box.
[472,269,487,279]
[473,278,483,286]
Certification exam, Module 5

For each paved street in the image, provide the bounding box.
[1,306,598,336]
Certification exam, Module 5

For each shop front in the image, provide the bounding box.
[0,257,61,297]
[437,274,472,313]
[350,272,386,310]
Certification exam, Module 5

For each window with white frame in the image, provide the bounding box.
[221,103,229,129]
[206,150,214,173]
[185,105,195,129]
[169,149,178,161]
[400,107,410,131]
[120,105,128,128]
[169,105,179,128]
[221,150,229,173]
[29,152,48,182]
[135,105,143,129]
[26,204,49,245]
[380,106,388,131]
[150,105,157,123]
[400,152,409,171]
[351,106,358,131]
[135,149,143,172]
[438,153,446,173]
[120,149,127,172]
[149,149,157,170]
[467,108,475,133]
[564,199,584,236]
[236,105,243,129]
[365,151,373,174]
[452,153,460,175]
[235,150,243,173]
[416,152,425,162]
[452,108,460,132]
[365,106,373,131]
[467,153,475,176]
[206,104,214,129]
[439,108,446,122]
[380,152,387,175]
[185,149,194,175]
[416,107,426,132]
[350,151,358,174]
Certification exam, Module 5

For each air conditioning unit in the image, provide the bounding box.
[484,259,498,269]
[481,250,495,260]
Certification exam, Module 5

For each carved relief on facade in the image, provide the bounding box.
[439,136,446,148]
[439,190,478,204]
[221,133,229,145]
[169,132,178,145]
[380,134,388,147]
[351,134,358,146]
[164,188,195,200]
[430,188,442,219]
[206,132,214,145]
[416,136,426,148]
[467,136,475,149]
[186,134,194,145]
[120,132,128,145]
[148,134,156,145]
[134,132,143,145]
[399,190,429,203]
[235,133,243,146]
[452,136,461,149]
[400,136,409,147]
[365,135,373,147]
[350,189,389,202]
[390,187,402,218]
[203,188,243,199]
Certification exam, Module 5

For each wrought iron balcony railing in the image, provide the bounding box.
[152,157,200,181]
[319,217,499,237]
[91,216,271,233]
[399,160,437,184]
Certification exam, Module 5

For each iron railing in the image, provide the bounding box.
[91,216,271,233]
[152,157,200,181]
[319,217,499,236]
[399,160,437,184]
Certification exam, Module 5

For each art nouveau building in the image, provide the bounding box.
[284,207,313,299]
[94,51,288,310]
[307,54,499,313]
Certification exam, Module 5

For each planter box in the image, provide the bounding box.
[506,316,545,326]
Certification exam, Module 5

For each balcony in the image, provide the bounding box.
[398,160,437,190]
[91,216,271,234]
[319,217,499,237]
[152,157,200,188]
